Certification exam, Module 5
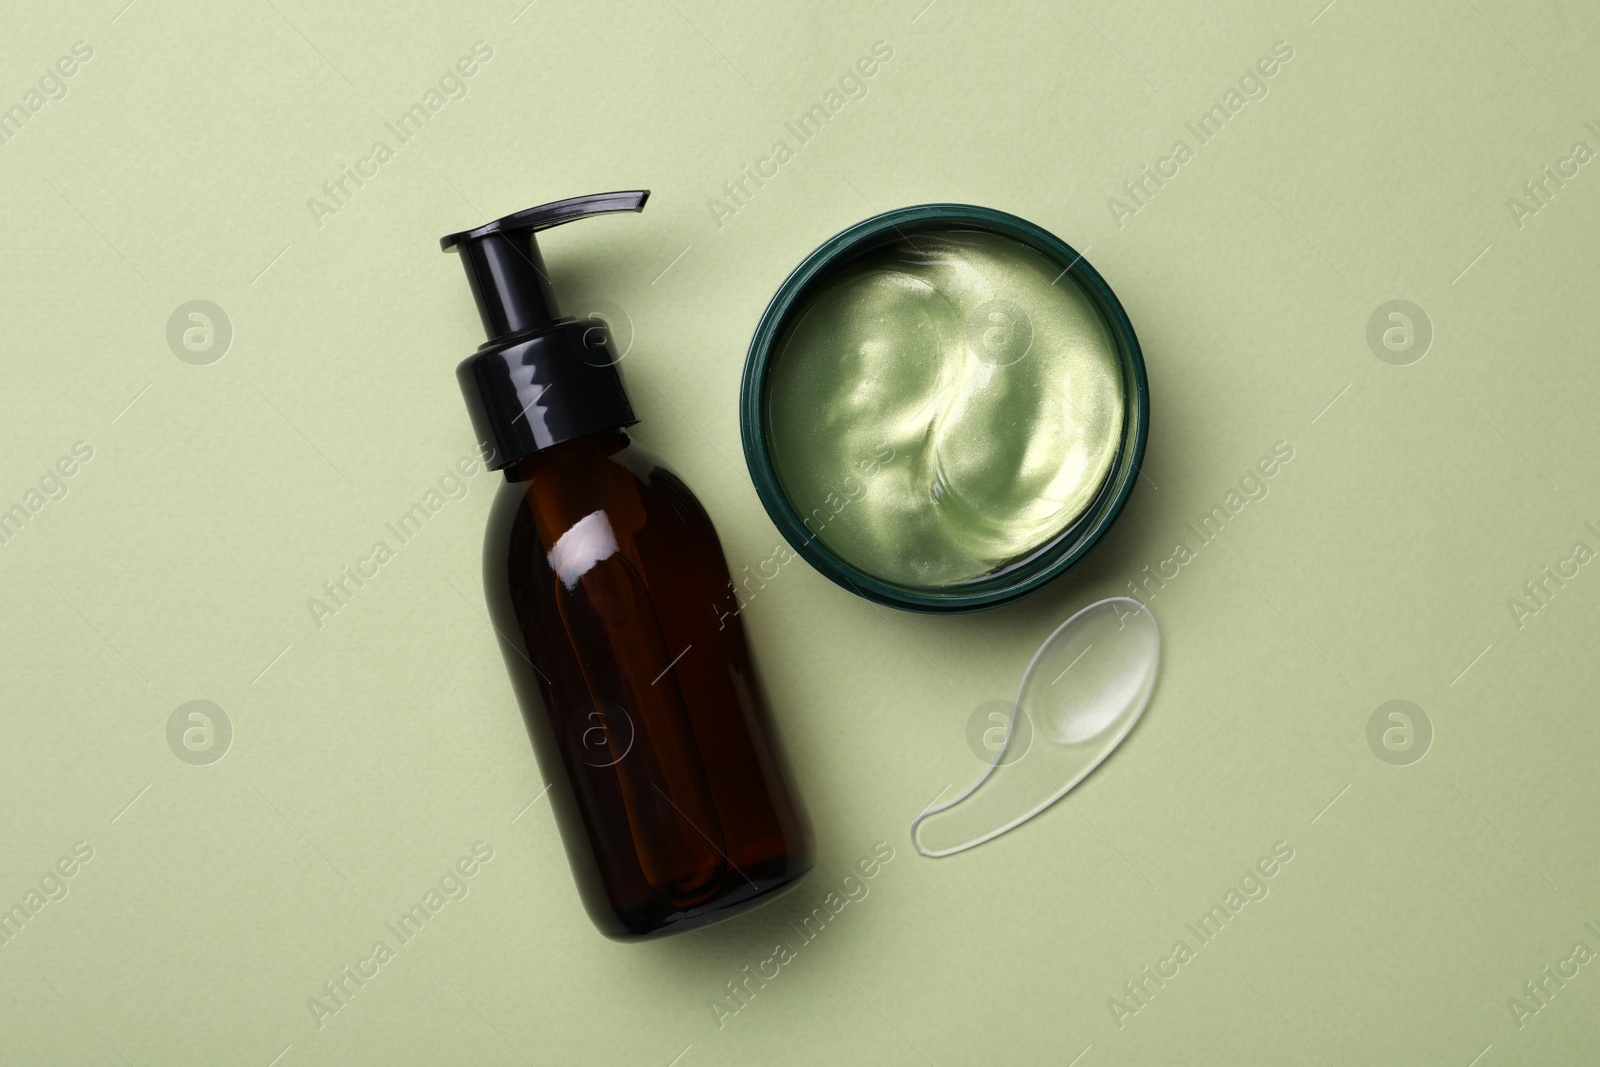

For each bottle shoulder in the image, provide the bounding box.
[488,437,720,560]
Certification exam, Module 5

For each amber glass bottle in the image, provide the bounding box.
[442,192,813,938]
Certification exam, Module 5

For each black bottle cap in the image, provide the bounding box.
[441,191,649,469]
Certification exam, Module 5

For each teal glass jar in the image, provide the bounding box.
[739,204,1149,613]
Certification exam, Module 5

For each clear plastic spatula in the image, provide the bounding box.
[911,597,1160,858]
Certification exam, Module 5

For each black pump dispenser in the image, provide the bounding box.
[442,191,649,469]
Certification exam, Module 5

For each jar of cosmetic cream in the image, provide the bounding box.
[740,204,1148,612]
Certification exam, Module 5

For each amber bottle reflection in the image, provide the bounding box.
[483,429,813,938]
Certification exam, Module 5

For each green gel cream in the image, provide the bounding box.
[764,229,1126,589]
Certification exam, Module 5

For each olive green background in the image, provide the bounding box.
[4,0,1598,1063]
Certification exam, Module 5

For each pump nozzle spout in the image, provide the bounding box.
[440,191,650,249]
[441,190,650,343]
